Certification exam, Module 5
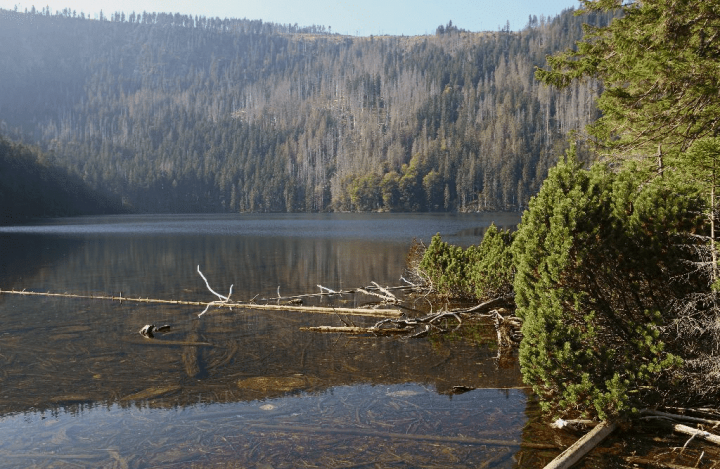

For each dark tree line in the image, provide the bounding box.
[0,137,122,223]
[0,7,616,213]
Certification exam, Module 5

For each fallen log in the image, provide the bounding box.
[543,421,617,469]
[661,407,720,419]
[256,284,416,303]
[674,423,720,446]
[302,296,520,338]
[299,326,373,334]
[299,325,411,335]
[235,303,403,317]
[641,409,720,428]
[0,289,403,317]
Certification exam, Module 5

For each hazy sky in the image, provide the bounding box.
[0,0,580,36]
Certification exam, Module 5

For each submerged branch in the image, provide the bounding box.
[248,423,558,449]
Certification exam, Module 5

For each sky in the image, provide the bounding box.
[0,0,580,36]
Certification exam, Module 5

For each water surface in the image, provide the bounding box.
[0,212,566,468]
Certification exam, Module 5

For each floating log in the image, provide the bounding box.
[0,289,402,317]
[302,299,520,337]
[233,303,402,317]
[300,326,374,334]
[299,325,411,334]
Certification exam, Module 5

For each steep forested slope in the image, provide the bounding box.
[0,8,616,213]
[0,137,122,223]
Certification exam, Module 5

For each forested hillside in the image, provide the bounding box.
[0,7,616,213]
[0,137,122,223]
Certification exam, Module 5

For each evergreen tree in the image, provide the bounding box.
[537,0,720,163]
[533,0,720,410]
[418,224,514,301]
[512,149,703,419]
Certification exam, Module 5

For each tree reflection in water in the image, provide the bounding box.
[0,213,547,468]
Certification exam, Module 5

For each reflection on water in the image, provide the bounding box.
[0,212,520,244]
[0,213,567,468]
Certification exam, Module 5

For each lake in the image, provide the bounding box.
[0,212,571,468]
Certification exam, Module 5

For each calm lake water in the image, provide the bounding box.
[0,212,572,468]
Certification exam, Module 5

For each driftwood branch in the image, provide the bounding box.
[371,282,396,299]
[543,421,618,469]
[400,276,419,287]
[674,424,720,446]
[197,265,231,302]
[247,423,558,449]
[356,285,398,304]
[641,409,720,428]
[197,265,234,317]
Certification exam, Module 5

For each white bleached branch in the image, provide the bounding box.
[197,265,233,317]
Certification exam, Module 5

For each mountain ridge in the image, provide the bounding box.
[0,7,617,213]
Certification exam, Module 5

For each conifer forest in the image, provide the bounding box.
[0,6,615,214]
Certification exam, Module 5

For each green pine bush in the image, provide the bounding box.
[419,234,474,299]
[512,150,703,420]
[419,225,514,301]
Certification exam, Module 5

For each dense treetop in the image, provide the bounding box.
[0,7,616,213]
[537,0,720,163]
